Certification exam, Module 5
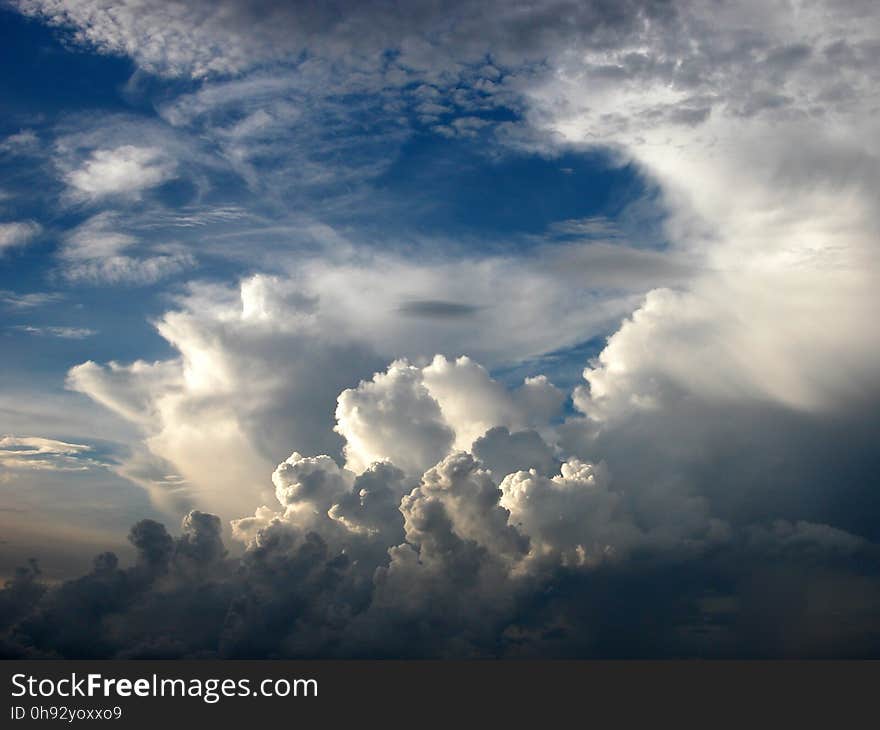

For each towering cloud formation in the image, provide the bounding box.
[63,265,603,517]
[4,0,880,657]
[42,0,879,526]
[335,356,565,476]
[4,381,880,657]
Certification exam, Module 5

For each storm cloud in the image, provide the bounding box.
[4,350,880,658]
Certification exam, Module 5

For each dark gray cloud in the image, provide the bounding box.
[0,561,45,637]
[397,299,481,319]
[6,334,880,658]
[4,510,880,658]
[4,399,880,660]
[14,0,676,78]
[472,426,559,479]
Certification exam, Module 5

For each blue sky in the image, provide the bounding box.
[0,8,665,392]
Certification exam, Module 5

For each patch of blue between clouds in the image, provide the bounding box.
[0,8,135,122]
[0,6,667,409]
[375,132,650,244]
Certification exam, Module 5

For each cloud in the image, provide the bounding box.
[5,0,880,659]
[64,145,177,201]
[62,245,656,519]
[59,213,194,284]
[472,426,559,481]
[335,360,455,477]
[62,213,137,259]
[573,276,880,422]
[334,355,567,478]
[11,326,96,339]
[66,278,381,517]
[512,3,880,429]
[281,245,664,366]
[3,414,879,657]
[0,291,63,309]
[61,254,194,285]
[397,300,480,319]
[0,221,41,254]
[0,562,45,636]
[499,458,639,569]
[0,130,40,155]
[0,435,101,472]
[12,0,669,79]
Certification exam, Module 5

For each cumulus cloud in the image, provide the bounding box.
[500,459,638,568]
[231,451,408,574]
[573,278,878,422]
[331,355,566,478]
[512,3,880,428]
[66,277,379,517]
[3,411,880,657]
[335,361,454,477]
[472,426,559,481]
[64,145,176,201]
[19,329,872,658]
[62,253,639,519]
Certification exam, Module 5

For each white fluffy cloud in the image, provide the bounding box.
[508,2,880,424]
[574,265,880,422]
[500,459,638,568]
[227,342,731,586]
[63,246,647,519]
[231,451,409,568]
[335,355,566,477]
[222,404,736,655]
[64,145,176,200]
[334,360,454,477]
[66,276,379,517]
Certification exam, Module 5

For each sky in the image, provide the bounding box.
[1,0,880,658]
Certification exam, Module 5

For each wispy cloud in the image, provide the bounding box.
[0,129,40,155]
[0,435,102,472]
[0,221,41,254]
[0,291,62,309]
[59,212,194,285]
[10,325,96,339]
